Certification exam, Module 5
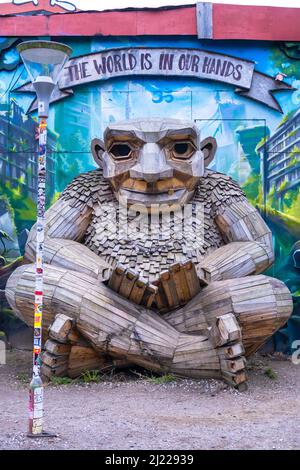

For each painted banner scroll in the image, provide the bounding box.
[15,47,293,113]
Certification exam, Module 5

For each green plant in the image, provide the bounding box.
[147,374,177,384]
[0,229,13,260]
[264,368,278,380]
[288,145,300,158]
[287,129,297,139]
[256,135,268,151]
[276,110,297,129]
[266,184,280,210]
[1,179,36,233]
[242,174,261,205]
[50,191,61,206]
[278,180,288,193]
[80,369,101,384]
[17,372,30,384]
[286,157,300,169]
[282,187,298,211]
[285,189,300,218]
[0,193,14,217]
[50,376,74,386]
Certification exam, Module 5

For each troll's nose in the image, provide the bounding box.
[129,143,173,182]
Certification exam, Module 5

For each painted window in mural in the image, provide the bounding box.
[0,37,299,352]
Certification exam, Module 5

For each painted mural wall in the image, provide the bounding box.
[0,36,299,352]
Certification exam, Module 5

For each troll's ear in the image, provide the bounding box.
[91,138,105,168]
[200,137,217,168]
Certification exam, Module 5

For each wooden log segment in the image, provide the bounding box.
[153,260,201,312]
[47,313,74,343]
[108,264,158,308]
[9,264,247,385]
[68,345,112,379]
[41,313,114,381]
[0,257,27,289]
[6,264,292,388]
[163,274,293,357]
[44,339,71,355]
[194,198,274,284]
[41,363,69,380]
[209,313,242,347]
[208,313,247,390]
[0,257,29,318]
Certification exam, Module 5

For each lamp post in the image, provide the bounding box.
[17,40,72,437]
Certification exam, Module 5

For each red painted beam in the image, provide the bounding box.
[0,3,300,40]
[0,6,197,37]
[213,3,300,41]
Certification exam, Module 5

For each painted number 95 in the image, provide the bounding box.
[149,455,193,466]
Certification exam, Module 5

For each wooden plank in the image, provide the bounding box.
[129,278,147,305]
[220,343,245,358]
[182,260,201,298]
[42,351,68,368]
[160,270,179,309]
[49,313,74,343]
[220,357,246,373]
[44,339,71,356]
[170,263,190,305]
[108,264,126,292]
[41,363,68,380]
[118,269,138,299]
[141,284,158,308]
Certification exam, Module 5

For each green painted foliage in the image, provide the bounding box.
[272,43,300,81]
[0,180,36,233]
[284,190,300,219]
[278,180,288,193]
[242,174,262,205]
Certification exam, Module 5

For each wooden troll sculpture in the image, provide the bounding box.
[6,118,293,389]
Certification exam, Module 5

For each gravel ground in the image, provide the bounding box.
[0,349,300,450]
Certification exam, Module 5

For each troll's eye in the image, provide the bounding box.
[171,141,196,160]
[174,142,188,154]
[109,143,133,159]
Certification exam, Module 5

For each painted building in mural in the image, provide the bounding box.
[0,99,57,201]
[259,109,300,202]
[0,1,299,351]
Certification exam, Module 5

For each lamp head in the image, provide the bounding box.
[17,40,72,117]
[17,40,72,84]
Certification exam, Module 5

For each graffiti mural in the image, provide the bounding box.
[0,36,299,352]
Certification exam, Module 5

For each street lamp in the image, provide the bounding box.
[17,40,72,437]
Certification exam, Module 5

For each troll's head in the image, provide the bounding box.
[91,118,216,207]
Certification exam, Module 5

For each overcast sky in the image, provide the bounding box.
[2,0,300,10]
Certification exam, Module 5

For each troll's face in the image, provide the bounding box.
[91,118,216,207]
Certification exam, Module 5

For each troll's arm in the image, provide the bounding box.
[197,195,273,283]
